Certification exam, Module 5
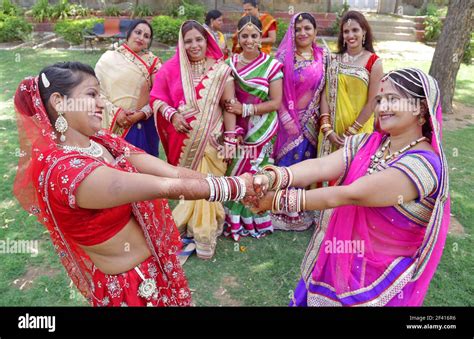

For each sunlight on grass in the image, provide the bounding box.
[250,261,274,273]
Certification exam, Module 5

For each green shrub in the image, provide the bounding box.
[0,0,22,16]
[276,18,289,45]
[69,3,90,18]
[104,5,121,17]
[424,15,442,42]
[151,15,184,45]
[50,0,71,20]
[132,4,153,18]
[169,0,205,22]
[0,13,32,42]
[32,0,52,22]
[330,2,350,36]
[462,36,473,65]
[54,18,103,45]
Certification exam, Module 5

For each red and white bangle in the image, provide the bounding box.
[161,106,177,122]
[272,188,306,214]
[205,175,246,202]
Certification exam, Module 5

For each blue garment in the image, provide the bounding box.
[124,116,160,157]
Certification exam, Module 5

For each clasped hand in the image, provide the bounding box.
[238,172,273,214]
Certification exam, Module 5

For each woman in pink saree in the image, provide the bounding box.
[272,12,329,231]
[250,68,449,306]
[150,21,235,259]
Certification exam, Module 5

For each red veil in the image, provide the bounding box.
[13,77,189,305]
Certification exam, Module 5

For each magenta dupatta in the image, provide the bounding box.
[296,69,450,306]
[274,13,328,159]
[150,21,224,166]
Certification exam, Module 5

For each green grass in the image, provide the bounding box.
[0,48,473,306]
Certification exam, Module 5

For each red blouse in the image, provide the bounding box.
[36,131,145,246]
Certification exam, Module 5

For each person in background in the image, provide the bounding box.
[150,21,236,260]
[95,19,161,156]
[318,11,383,161]
[232,0,277,55]
[204,9,229,58]
[272,12,329,231]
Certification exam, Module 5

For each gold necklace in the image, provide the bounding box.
[296,50,313,61]
[190,58,207,77]
[367,136,428,175]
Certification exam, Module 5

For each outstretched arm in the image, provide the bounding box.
[128,153,204,179]
[76,166,210,209]
[253,166,418,213]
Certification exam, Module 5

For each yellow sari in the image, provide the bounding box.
[318,53,374,157]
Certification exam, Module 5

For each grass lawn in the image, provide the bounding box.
[0,48,472,306]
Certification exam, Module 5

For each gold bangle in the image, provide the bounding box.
[353,120,363,129]
[320,123,332,130]
[324,129,334,138]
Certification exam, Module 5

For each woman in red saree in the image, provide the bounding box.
[150,21,235,259]
[13,62,253,306]
[251,68,450,306]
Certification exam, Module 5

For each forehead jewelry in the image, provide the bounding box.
[238,16,262,33]
[298,14,303,21]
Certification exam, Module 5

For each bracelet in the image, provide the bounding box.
[261,165,293,190]
[205,176,246,202]
[272,188,306,213]
[141,104,153,119]
[256,170,275,191]
[324,129,334,138]
[320,123,332,131]
[161,105,178,122]
[242,103,256,118]
[353,120,363,129]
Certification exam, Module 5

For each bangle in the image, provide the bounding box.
[161,105,177,122]
[141,105,153,119]
[324,129,334,138]
[261,165,293,190]
[320,123,332,131]
[353,120,363,129]
[205,176,246,202]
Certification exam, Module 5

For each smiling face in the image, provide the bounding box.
[243,3,258,17]
[342,19,365,49]
[183,28,207,62]
[52,74,105,138]
[295,19,316,49]
[238,24,261,54]
[127,23,152,53]
[374,79,426,136]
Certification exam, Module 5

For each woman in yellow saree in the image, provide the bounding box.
[318,11,383,159]
[95,20,161,156]
[150,21,235,260]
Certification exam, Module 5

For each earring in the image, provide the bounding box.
[362,35,366,46]
[343,40,346,48]
[258,41,262,48]
[55,111,68,142]
[236,41,240,49]
[418,116,426,126]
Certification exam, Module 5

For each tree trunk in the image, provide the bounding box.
[429,0,474,114]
